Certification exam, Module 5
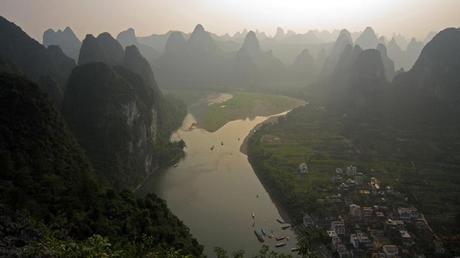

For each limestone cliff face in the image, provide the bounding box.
[392,28,460,114]
[63,63,158,189]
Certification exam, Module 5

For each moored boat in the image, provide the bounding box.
[281,224,291,230]
[254,229,264,242]
[275,242,287,248]
[276,236,286,241]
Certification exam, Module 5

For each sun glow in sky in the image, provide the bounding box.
[1,0,459,40]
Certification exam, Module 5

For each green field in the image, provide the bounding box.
[199,91,305,132]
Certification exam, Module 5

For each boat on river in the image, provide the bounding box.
[254,229,264,242]
[276,218,285,224]
[275,242,287,248]
[276,236,286,241]
[281,224,291,230]
[210,145,215,150]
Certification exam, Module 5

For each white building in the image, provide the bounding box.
[298,163,308,174]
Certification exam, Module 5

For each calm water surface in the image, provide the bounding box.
[139,111,298,256]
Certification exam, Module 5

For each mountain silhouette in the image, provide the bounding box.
[43,27,81,60]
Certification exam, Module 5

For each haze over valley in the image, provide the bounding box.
[1,1,460,257]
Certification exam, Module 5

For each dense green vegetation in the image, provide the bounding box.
[0,73,202,257]
[248,103,460,254]
[198,91,304,132]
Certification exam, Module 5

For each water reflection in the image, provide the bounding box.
[139,112,298,256]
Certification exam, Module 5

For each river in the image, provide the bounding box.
[139,97,299,256]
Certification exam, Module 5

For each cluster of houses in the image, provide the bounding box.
[300,165,445,258]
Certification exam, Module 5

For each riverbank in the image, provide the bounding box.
[240,111,290,155]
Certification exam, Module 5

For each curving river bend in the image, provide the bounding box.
[139,96,299,256]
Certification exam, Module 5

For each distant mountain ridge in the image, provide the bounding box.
[0,16,75,105]
[43,27,81,60]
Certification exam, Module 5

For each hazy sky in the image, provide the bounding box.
[1,0,459,41]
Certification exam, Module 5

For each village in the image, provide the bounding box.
[297,163,446,258]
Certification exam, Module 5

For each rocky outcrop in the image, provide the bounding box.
[116,28,160,68]
[233,31,285,88]
[393,28,460,109]
[355,27,379,50]
[43,27,81,60]
[78,33,124,65]
[63,63,157,189]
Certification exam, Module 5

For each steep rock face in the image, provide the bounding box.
[355,26,379,50]
[116,28,160,68]
[78,33,124,65]
[0,16,75,104]
[0,73,202,256]
[62,63,157,189]
[43,27,81,60]
[393,28,460,109]
[123,45,161,96]
[377,43,396,81]
[321,29,353,77]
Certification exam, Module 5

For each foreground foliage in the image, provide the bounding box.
[0,73,202,257]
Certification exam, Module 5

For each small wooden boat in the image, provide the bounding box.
[252,212,255,219]
[276,236,286,241]
[275,242,287,248]
[281,224,291,230]
[221,141,224,146]
[254,229,264,242]
[291,248,300,252]
[210,145,215,150]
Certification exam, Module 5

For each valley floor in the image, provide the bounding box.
[166,89,305,132]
